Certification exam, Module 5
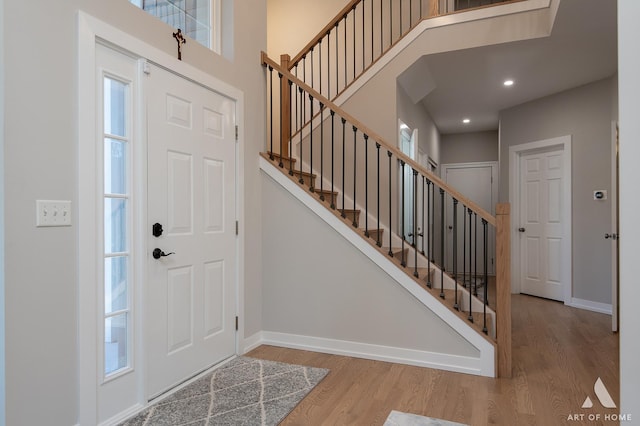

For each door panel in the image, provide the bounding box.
[147,64,236,399]
[443,164,496,277]
[519,149,564,301]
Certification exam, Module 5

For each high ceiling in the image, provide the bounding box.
[413,0,618,134]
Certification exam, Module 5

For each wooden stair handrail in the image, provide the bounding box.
[262,51,496,227]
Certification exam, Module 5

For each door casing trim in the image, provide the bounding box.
[508,135,572,303]
[78,11,245,425]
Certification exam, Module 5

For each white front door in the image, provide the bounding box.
[146,64,237,399]
[518,149,565,301]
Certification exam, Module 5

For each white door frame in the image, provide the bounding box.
[509,135,572,303]
[78,12,245,425]
[611,121,619,331]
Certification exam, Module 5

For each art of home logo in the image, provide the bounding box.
[567,377,632,422]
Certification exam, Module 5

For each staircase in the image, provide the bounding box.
[262,0,514,378]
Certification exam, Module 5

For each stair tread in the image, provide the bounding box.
[315,189,338,195]
[292,169,317,178]
[339,209,361,213]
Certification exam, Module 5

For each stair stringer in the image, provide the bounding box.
[260,156,496,377]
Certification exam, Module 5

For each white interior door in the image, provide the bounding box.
[146,64,236,399]
[518,149,565,301]
[443,163,496,277]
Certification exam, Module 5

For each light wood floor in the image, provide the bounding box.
[247,294,619,425]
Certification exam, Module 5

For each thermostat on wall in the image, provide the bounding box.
[593,190,607,201]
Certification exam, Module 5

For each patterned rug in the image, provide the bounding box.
[120,356,329,426]
[384,410,469,426]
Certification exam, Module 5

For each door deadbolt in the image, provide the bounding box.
[152,248,175,259]
[152,222,164,237]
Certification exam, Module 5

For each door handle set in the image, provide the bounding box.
[518,227,526,233]
[153,248,175,259]
[605,233,618,240]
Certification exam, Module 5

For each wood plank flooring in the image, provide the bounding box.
[246,294,619,425]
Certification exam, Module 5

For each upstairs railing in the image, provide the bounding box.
[262,52,512,377]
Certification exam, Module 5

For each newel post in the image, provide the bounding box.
[496,203,512,378]
[280,54,292,157]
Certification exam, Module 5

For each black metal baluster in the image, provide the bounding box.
[371,0,374,66]
[343,15,347,92]
[421,175,425,255]
[376,142,381,246]
[381,0,384,52]
[413,169,419,278]
[298,87,304,184]
[463,206,467,289]
[352,125,358,227]
[440,188,445,298]
[319,40,322,97]
[320,103,325,199]
[268,66,274,159]
[327,31,330,99]
[364,134,370,237]
[388,151,393,257]
[427,179,432,288]
[302,54,306,86]
[467,213,478,322]
[390,0,393,47]
[330,110,336,208]
[278,72,284,166]
[353,6,356,81]
[420,0,423,20]
[335,22,339,96]
[453,198,459,310]
[341,118,346,218]
[401,160,406,267]
[410,0,413,29]
[400,0,403,35]
[309,94,314,192]
[362,0,366,72]
[289,80,294,175]
[310,47,314,90]
[483,219,489,334]
[474,212,478,297]
[468,208,473,322]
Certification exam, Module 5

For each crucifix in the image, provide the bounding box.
[172,28,186,61]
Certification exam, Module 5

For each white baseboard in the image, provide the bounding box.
[243,331,264,353]
[567,298,612,315]
[98,403,145,426]
[253,330,488,377]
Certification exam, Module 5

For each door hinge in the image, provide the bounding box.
[235,220,239,235]
[235,316,239,331]
[235,125,238,141]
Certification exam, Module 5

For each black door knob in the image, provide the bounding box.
[153,248,175,259]
[518,227,526,232]
[152,223,164,237]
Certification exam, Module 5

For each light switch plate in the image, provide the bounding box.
[36,200,72,227]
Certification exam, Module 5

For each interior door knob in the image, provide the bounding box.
[518,227,526,232]
[605,233,618,240]
[153,248,175,259]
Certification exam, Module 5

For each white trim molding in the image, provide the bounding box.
[508,135,572,304]
[567,298,612,315]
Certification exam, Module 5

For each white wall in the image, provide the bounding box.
[0,0,5,423]
[618,0,640,416]
[440,130,498,164]
[267,0,350,58]
[3,1,265,424]
[261,171,479,358]
[498,77,615,305]
[397,83,441,166]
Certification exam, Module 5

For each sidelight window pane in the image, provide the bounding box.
[105,138,127,195]
[105,198,127,254]
[105,314,128,375]
[105,256,128,314]
[104,78,127,137]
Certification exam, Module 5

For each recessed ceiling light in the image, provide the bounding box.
[503,79,514,87]
[462,118,470,124]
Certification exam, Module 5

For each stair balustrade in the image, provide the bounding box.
[262,52,512,377]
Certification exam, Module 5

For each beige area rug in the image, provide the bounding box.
[384,410,469,426]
